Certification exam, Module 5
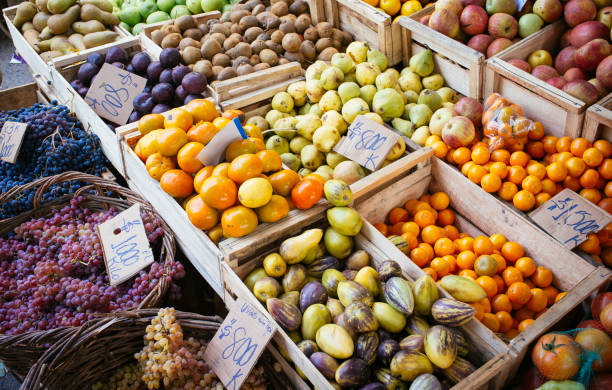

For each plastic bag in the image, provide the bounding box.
[482,93,539,152]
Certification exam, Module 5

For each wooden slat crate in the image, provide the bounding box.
[398,6,485,99]
[355,154,612,383]
[3,5,132,82]
[582,93,612,142]
[0,82,44,110]
[221,206,515,390]
[483,21,587,138]
[318,0,402,66]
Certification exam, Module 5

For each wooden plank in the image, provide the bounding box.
[582,93,612,142]
[50,36,140,71]
[0,83,38,111]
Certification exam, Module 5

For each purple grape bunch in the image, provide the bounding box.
[0,196,185,335]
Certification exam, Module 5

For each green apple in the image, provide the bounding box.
[170,5,191,18]
[139,0,158,18]
[156,0,175,13]
[201,0,224,12]
[175,0,187,4]
[186,0,202,14]
[119,6,141,26]
[518,13,544,38]
[132,23,146,35]
[146,10,171,23]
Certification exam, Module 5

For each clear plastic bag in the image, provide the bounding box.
[483,93,537,152]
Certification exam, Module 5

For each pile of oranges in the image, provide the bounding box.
[374,191,564,338]
[133,99,324,240]
[361,0,425,20]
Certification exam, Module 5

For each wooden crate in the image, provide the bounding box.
[398,6,485,99]
[355,155,612,382]
[315,0,402,66]
[40,37,144,174]
[221,208,515,390]
[582,93,612,142]
[3,5,131,82]
[0,82,46,110]
[483,21,587,138]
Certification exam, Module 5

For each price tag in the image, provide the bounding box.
[333,115,399,171]
[204,297,275,390]
[0,121,27,163]
[196,117,247,166]
[96,204,154,285]
[84,63,147,125]
[529,189,612,249]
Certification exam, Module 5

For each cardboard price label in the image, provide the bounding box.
[333,115,399,171]
[97,204,154,285]
[0,121,27,163]
[204,297,275,390]
[530,189,612,249]
[196,117,247,166]
[84,63,147,125]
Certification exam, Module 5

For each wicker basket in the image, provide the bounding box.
[21,309,294,390]
[0,172,177,378]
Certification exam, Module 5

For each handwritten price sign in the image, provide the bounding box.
[333,115,399,171]
[84,63,147,125]
[0,121,27,163]
[204,297,274,390]
[97,204,154,285]
[530,189,612,249]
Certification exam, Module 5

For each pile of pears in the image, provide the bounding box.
[246,42,459,183]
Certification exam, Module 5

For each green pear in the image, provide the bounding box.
[395,86,408,104]
[418,89,443,111]
[338,82,361,104]
[344,71,357,83]
[326,152,347,168]
[384,68,400,80]
[272,92,295,113]
[306,61,328,81]
[355,62,381,86]
[372,88,405,122]
[324,227,354,259]
[409,104,433,127]
[403,103,417,120]
[319,67,344,91]
[287,81,307,106]
[310,104,323,117]
[267,135,289,154]
[280,228,324,264]
[331,52,355,74]
[301,144,325,170]
[375,72,398,90]
[313,125,341,152]
[392,118,414,137]
[281,153,301,171]
[367,48,388,72]
[298,168,312,176]
[319,91,343,112]
[342,98,370,124]
[306,79,325,103]
[411,126,431,146]
[346,41,369,64]
[422,74,444,90]
[296,114,322,140]
[363,112,384,124]
[265,110,288,128]
[360,85,378,107]
[298,103,312,115]
[274,117,297,139]
[289,136,311,154]
[409,49,434,77]
[321,111,348,134]
[405,90,419,104]
[437,87,457,103]
[398,72,423,93]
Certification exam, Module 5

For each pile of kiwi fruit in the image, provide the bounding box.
[148,0,353,83]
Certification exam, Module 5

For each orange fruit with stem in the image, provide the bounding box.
[186,121,219,145]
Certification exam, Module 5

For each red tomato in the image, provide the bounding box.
[522,367,548,390]
[592,292,612,321]
[590,373,612,390]
[291,178,323,210]
[531,333,581,380]
[577,320,607,333]
[575,328,612,372]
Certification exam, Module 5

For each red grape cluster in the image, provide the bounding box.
[0,196,185,335]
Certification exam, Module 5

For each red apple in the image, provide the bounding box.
[435,0,463,18]
[592,292,612,321]
[547,77,568,89]
[487,37,513,57]
[554,46,577,74]
[488,13,518,39]
[569,21,610,47]
[596,55,612,88]
[574,38,611,72]
[589,78,607,98]
[420,15,431,25]
[533,0,563,23]
[460,0,485,6]
[564,67,587,81]
[577,319,607,332]
[564,0,597,27]
[563,79,601,104]
[460,5,489,35]
[429,9,461,38]
[560,29,573,47]
[532,65,559,80]
[601,302,612,334]
[508,58,532,72]
[442,116,476,148]
[453,97,484,127]
[467,34,494,54]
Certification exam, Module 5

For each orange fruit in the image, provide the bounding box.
[453,147,472,165]
[536,192,552,206]
[176,142,205,173]
[145,153,175,181]
[402,233,419,250]
[430,257,451,278]
[570,137,591,157]
[477,275,498,298]
[498,181,519,201]
[212,117,231,131]
[546,161,568,182]
[497,311,513,332]
[225,139,258,162]
[580,168,600,189]
[164,108,193,131]
[528,121,545,140]
[481,173,502,192]
[503,266,524,286]
[509,151,530,167]
[437,209,455,226]
[521,175,542,194]
[475,255,498,276]
[508,165,527,185]
[492,254,507,273]
[425,136,441,147]
[432,141,448,158]
[414,209,437,228]
[555,136,572,153]
[193,166,214,193]
[468,164,488,184]
[430,192,450,210]
[481,312,500,332]
[542,136,558,154]
[411,247,431,267]
[221,205,258,237]
[222,110,244,122]
[421,225,446,245]
[489,234,507,250]
[555,292,567,302]
[492,294,512,313]
[402,221,420,236]
[456,236,474,252]
[422,267,438,281]
[583,147,604,167]
[461,161,475,176]
[390,222,405,236]
[501,241,524,263]
[598,198,612,214]
[256,150,282,173]
[200,176,238,210]
[255,194,289,223]
[491,149,511,164]
[443,255,457,273]
[186,122,219,145]
[404,199,420,214]
[472,146,491,165]
[389,207,410,225]
[543,286,559,306]
[444,225,460,240]
[207,225,223,244]
[473,236,494,255]
[526,288,547,312]
[160,169,194,198]
[508,282,531,305]
[579,233,600,254]
[457,250,477,270]
[374,223,389,236]
[515,257,536,277]
[580,188,602,204]
[459,269,478,279]
[489,162,509,179]
[526,141,546,159]
[565,156,587,178]
[434,237,455,256]
[513,190,536,211]
[606,182,612,197]
[228,154,263,184]
[598,158,612,180]
[268,169,300,196]
[185,99,218,123]
[594,139,612,157]
[212,162,230,177]
[518,318,534,332]
[540,178,557,195]
[138,113,165,134]
[185,195,218,230]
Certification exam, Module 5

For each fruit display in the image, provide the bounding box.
[0,194,185,335]
[360,0,426,20]
[504,0,611,104]
[253,44,459,180]
[417,0,564,57]
[0,101,108,219]
[241,187,483,388]
[114,0,230,34]
[11,0,121,62]
[72,46,209,123]
[132,100,325,239]
[146,0,352,82]
[515,291,612,390]
[373,191,562,338]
